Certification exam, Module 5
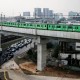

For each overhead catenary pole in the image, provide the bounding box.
[35,12,37,36]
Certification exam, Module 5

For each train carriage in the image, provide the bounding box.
[72,25,80,32]
[47,24,54,30]
[7,22,13,27]
[54,24,63,31]
[61,24,68,31]
[28,23,35,29]
[35,23,47,30]
[19,23,35,29]
[0,21,80,33]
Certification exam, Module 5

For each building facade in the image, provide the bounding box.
[33,8,42,18]
[54,13,63,21]
[23,12,30,18]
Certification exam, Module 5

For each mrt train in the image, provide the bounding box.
[0,22,80,32]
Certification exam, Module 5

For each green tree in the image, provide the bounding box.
[46,42,53,49]
[52,45,60,58]
[27,48,37,63]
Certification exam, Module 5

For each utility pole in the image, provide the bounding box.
[4,15,5,22]
[0,13,2,52]
[35,12,37,36]
[20,14,21,22]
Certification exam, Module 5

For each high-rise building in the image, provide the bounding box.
[68,11,80,21]
[43,8,49,18]
[42,8,53,18]
[33,8,42,18]
[68,11,78,18]
[23,12,30,17]
[48,10,53,18]
[54,13,63,21]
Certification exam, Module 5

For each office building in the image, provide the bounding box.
[23,12,30,17]
[33,8,42,18]
[54,13,63,21]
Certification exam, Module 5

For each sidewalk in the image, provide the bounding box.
[1,59,29,80]
[27,75,80,80]
[8,70,29,80]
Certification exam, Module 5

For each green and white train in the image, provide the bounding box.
[0,22,80,32]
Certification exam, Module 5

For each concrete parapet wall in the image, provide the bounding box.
[1,26,80,40]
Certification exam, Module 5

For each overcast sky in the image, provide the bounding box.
[0,0,80,17]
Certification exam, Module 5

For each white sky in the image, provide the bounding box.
[0,0,80,17]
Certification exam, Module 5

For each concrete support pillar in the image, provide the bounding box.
[37,36,47,71]
[30,40,35,48]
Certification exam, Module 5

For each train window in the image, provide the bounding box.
[21,24,22,26]
[68,26,72,29]
[41,25,43,27]
[52,25,54,27]
[24,24,26,26]
[27,24,29,26]
[52,25,55,27]
[57,26,61,28]
[63,26,66,28]
[15,23,17,25]
[75,26,78,29]
[12,23,13,25]
[37,25,40,27]
[48,25,50,27]
[50,25,52,27]
[30,24,32,26]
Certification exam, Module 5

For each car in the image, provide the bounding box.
[10,47,16,52]
[24,39,29,46]
[18,42,24,48]
[0,51,2,56]
[21,40,24,44]
[16,42,23,48]
[11,43,19,50]
[27,38,32,44]
[7,47,12,52]
[13,43,19,50]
